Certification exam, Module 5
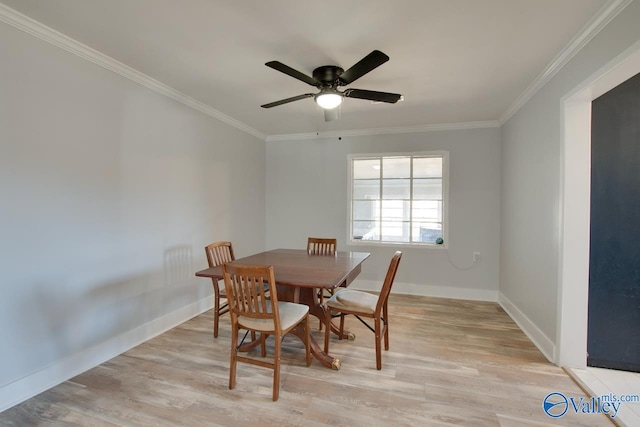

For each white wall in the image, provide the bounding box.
[0,21,265,410]
[266,128,501,301]
[499,0,640,362]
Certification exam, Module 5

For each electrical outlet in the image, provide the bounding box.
[473,252,481,262]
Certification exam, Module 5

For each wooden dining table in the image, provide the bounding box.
[195,248,370,370]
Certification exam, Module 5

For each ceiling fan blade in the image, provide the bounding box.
[265,61,319,86]
[324,107,340,122]
[344,89,402,103]
[261,93,315,108]
[338,50,390,85]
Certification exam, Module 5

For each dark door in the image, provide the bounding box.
[588,71,640,372]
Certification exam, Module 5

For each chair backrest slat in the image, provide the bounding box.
[376,251,402,314]
[307,237,337,256]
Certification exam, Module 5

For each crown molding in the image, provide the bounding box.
[499,0,632,125]
[3,1,630,141]
[265,121,500,142]
[0,3,266,141]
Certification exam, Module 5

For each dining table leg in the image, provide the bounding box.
[292,323,340,370]
[277,285,346,370]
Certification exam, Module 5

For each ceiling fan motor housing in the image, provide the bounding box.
[312,66,344,86]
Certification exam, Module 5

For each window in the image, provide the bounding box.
[348,152,448,245]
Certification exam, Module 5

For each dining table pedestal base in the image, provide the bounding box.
[279,284,345,370]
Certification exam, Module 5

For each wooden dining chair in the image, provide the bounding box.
[307,237,338,330]
[222,262,311,401]
[324,251,402,370]
[204,241,235,338]
[307,237,337,256]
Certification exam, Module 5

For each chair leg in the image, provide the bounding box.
[272,333,281,401]
[318,289,324,331]
[305,315,311,367]
[324,306,331,354]
[382,301,389,351]
[229,324,238,389]
[339,314,345,340]
[374,317,382,370]
[384,315,389,351]
[213,289,220,338]
[383,323,390,351]
[260,333,267,358]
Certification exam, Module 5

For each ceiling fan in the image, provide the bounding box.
[260,50,402,121]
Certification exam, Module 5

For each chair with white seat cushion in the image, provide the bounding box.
[324,251,402,370]
[222,262,311,401]
[204,241,235,338]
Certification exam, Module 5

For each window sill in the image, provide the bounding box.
[348,240,447,250]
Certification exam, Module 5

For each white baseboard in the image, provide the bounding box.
[350,281,556,363]
[498,292,556,363]
[0,297,213,413]
[350,279,498,302]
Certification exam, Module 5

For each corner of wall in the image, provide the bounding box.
[498,291,556,363]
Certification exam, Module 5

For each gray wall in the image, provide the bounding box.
[266,128,502,300]
[0,21,265,409]
[4,0,640,412]
[499,0,640,356]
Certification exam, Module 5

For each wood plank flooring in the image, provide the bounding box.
[0,295,615,426]
[569,367,640,427]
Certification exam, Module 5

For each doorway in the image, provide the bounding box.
[559,40,640,427]
[559,39,640,370]
[588,72,640,372]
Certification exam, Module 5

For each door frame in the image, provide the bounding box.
[558,40,640,368]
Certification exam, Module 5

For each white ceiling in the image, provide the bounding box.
[1,0,612,138]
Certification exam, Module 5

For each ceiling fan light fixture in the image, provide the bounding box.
[262,50,401,118]
[315,92,343,109]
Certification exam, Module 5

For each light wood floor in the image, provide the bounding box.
[569,367,640,427]
[0,295,615,426]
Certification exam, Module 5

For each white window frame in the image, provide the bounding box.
[347,151,449,248]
